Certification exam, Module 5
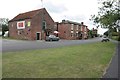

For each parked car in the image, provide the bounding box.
[45,35,60,41]
[101,36,110,42]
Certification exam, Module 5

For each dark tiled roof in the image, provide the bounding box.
[62,20,81,25]
[9,8,45,22]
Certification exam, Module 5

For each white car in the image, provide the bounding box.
[45,35,60,41]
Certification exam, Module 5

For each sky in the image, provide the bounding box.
[0,0,108,34]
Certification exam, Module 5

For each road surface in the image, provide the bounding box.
[2,38,100,52]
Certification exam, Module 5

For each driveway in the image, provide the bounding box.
[2,38,100,52]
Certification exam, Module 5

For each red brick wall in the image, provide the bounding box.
[9,19,33,40]
[9,9,54,40]
[58,22,89,40]
[58,23,69,40]
[58,23,82,40]
[30,9,54,40]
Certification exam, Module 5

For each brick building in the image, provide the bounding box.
[55,20,88,40]
[9,8,55,40]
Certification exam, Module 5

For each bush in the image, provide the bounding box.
[112,32,119,36]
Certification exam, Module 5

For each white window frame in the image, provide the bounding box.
[85,26,87,31]
[76,25,78,30]
[71,31,73,33]
[76,31,78,37]
[27,21,31,27]
[71,33,74,37]
[71,24,74,30]
[81,26,82,31]
[43,21,46,29]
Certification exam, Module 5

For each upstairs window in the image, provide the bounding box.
[71,24,74,30]
[80,26,82,31]
[27,21,31,27]
[76,25,78,30]
[42,21,46,30]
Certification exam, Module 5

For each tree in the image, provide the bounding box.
[90,0,120,40]
[0,18,9,36]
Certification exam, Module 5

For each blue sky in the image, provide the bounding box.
[0,0,108,34]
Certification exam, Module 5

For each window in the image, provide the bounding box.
[42,21,46,30]
[71,33,74,37]
[76,31,78,37]
[71,31,74,37]
[11,23,13,27]
[18,31,20,35]
[84,26,86,31]
[71,31,73,33]
[71,24,74,30]
[81,26,82,31]
[27,21,31,27]
[76,25,78,30]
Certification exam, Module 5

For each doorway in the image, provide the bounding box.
[36,32,41,40]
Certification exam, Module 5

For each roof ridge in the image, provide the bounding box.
[9,8,45,22]
[20,8,45,14]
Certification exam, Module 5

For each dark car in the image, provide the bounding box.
[45,35,60,41]
[101,36,110,42]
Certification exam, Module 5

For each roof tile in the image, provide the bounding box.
[9,8,45,22]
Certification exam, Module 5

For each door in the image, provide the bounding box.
[36,32,40,40]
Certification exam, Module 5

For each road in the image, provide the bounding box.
[2,38,100,52]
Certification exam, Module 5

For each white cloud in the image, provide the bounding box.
[43,1,67,13]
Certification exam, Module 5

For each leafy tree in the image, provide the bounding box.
[0,18,9,36]
[90,0,120,40]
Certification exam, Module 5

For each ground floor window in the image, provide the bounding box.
[71,33,74,37]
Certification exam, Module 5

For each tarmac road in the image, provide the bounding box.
[2,38,100,52]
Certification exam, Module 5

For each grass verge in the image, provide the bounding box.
[2,42,116,78]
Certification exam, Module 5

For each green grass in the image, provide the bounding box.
[2,42,116,78]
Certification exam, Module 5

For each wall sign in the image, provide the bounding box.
[27,21,31,27]
[17,21,25,29]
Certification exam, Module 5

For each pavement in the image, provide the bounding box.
[102,40,119,79]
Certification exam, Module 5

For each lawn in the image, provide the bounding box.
[2,42,116,78]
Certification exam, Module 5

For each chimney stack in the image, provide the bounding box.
[81,22,84,25]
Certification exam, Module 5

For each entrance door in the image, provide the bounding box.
[36,32,40,40]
